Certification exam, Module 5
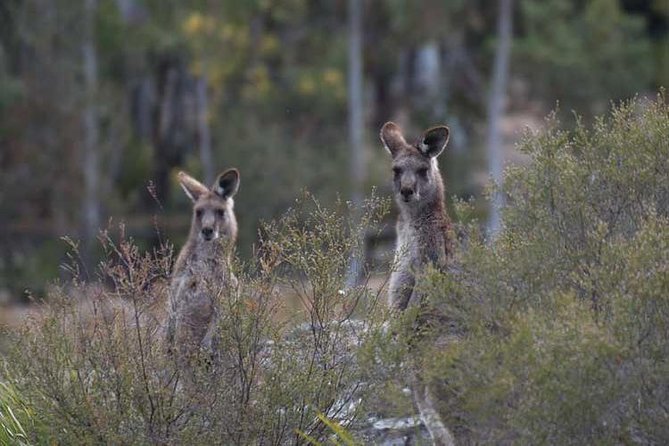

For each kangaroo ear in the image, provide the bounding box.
[380,122,408,157]
[418,126,449,158]
[213,168,240,199]
[178,171,208,202]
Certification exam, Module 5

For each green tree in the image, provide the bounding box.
[516,0,654,116]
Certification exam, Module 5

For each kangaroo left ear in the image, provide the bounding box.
[380,122,408,158]
[418,126,450,158]
[213,168,240,199]
[178,171,209,202]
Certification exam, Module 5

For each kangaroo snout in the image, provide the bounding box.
[201,227,214,240]
[400,187,414,201]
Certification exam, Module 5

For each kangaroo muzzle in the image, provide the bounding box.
[399,176,419,202]
[201,227,215,240]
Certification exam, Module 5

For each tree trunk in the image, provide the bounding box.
[347,0,365,285]
[371,67,393,132]
[81,0,100,273]
[348,0,364,207]
[486,0,513,238]
[196,75,214,184]
[151,57,189,209]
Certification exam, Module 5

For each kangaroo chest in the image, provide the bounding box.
[170,243,234,309]
[395,218,448,270]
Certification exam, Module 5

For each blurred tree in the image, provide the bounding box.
[486,0,513,237]
[0,0,662,295]
[515,0,654,116]
[0,0,103,287]
[81,0,101,271]
[365,0,484,130]
[347,0,365,284]
[619,0,669,87]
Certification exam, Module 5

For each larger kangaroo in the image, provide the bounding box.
[381,122,455,445]
[382,122,453,311]
[166,169,240,364]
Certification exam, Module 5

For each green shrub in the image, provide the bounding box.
[0,381,34,446]
[420,93,669,444]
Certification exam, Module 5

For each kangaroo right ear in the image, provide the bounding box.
[178,171,208,202]
[418,125,449,158]
[213,168,240,199]
[380,122,408,157]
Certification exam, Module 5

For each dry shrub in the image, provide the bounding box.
[3,194,395,445]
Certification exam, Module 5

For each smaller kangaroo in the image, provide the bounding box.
[381,122,455,446]
[166,169,240,364]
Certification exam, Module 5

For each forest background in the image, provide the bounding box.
[0,0,666,298]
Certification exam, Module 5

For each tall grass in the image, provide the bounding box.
[0,381,33,446]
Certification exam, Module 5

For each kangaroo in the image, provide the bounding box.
[381,122,453,311]
[380,122,455,445]
[166,169,240,365]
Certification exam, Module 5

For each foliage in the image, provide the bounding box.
[3,92,669,443]
[0,381,34,446]
[516,0,654,116]
[2,195,393,445]
[417,94,669,443]
[1,0,664,294]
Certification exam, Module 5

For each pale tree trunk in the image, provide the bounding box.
[81,0,100,273]
[113,0,134,20]
[346,0,365,285]
[413,374,456,446]
[486,0,513,238]
[196,75,214,184]
[348,0,364,207]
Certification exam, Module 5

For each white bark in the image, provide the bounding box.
[413,379,456,446]
[82,0,100,268]
[196,76,214,184]
[486,0,513,238]
[346,0,365,286]
[348,0,365,207]
[113,0,136,21]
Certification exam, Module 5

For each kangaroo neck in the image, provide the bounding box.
[397,196,452,267]
[174,237,229,277]
[398,194,447,228]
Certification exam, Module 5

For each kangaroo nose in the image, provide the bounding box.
[201,227,214,239]
[401,188,414,199]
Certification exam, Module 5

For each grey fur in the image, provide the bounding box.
[166,170,240,365]
[381,122,452,310]
[381,122,455,446]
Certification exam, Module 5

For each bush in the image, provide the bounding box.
[2,194,393,445]
[0,381,35,446]
[419,93,669,444]
[5,93,668,444]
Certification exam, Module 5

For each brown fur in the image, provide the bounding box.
[166,169,240,363]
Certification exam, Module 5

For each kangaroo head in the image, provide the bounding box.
[178,169,240,244]
[380,122,449,206]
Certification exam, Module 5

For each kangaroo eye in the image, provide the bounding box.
[195,209,203,218]
[216,209,225,218]
[392,167,402,176]
[417,168,428,177]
